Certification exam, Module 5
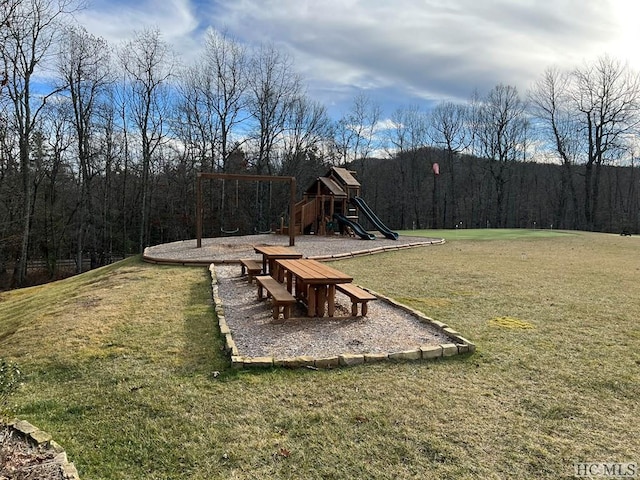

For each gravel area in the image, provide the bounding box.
[145,233,459,360]
[214,264,451,359]
[144,233,443,264]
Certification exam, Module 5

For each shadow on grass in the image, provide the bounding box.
[180,273,230,376]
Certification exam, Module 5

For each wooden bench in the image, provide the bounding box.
[336,283,377,316]
[255,275,297,320]
[240,259,262,283]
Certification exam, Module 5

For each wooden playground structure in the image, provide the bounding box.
[291,167,361,236]
[196,167,396,247]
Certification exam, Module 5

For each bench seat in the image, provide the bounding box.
[240,258,262,283]
[336,283,377,316]
[255,275,297,319]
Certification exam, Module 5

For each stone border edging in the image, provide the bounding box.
[306,239,445,262]
[3,418,80,479]
[209,262,475,370]
[142,238,446,267]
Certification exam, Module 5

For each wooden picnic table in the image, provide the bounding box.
[274,258,353,317]
[253,245,303,275]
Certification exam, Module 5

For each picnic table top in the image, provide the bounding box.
[275,258,353,284]
[253,245,303,258]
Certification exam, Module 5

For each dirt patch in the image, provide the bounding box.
[0,423,73,480]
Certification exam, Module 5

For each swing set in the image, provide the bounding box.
[196,173,297,247]
[219,179,240,235]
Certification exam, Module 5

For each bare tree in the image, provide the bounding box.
[530,67,581,228]
[570,56,640,230]
[247,42,301,174]
[35,99,73,276]
[283,96,331,162]
[429,100,471,227]
[386,105,428,228]
[119,28,175,252]
[58,25,112,272]
[473,84,528,228]
[334,92,381,172]
[203,29,249,170]
[177,28,249,172]
[0,0,76,286]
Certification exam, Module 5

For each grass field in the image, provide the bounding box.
[1,230,638,479]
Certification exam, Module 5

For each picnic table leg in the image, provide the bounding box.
[262,257,267,275]
[296,278,306,301]
[285,271,293,293]
[307,285,316,316]
[317,286,327,317]
[327,284,336,317]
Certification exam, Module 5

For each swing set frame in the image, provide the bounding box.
[196,173,297,247]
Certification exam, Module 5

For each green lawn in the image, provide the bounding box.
[1,230,638,479]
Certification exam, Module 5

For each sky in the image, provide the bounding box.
[75,0,640,119]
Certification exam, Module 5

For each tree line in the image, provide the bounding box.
[1,0,639,287]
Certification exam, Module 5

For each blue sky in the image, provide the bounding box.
[76,0,640,119]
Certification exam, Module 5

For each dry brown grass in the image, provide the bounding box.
[1,231,639,479]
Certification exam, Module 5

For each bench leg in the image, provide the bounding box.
[317,286,327,317]
[351,302,358,316]
[272,305,279,320]
[361,301,368,316]
[257,283,264,300]
[327,285,336,317]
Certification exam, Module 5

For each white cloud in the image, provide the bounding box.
[203,0,633,107]
[75,0,639,116]
[76,0,202,58]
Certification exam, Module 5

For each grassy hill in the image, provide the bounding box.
[1,231,638,479]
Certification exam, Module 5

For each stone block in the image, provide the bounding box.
[278,356,315,368]
[30,429,52,444]
[54,452,68,465]
[315,356,340,369]
[420,345,443,359]
[443,327,461,338]
[429,319,449,329]
[230,356,244,368]
[63,462,80,478]
[338,354,365,366]
[455,336,476,353]
[224,335,238,356]
[13,419,36,435]
[364,353,388,363]
[441,343,459,357]
[50,441,65,454]
[388,349,422,361]
[244,356,274,368]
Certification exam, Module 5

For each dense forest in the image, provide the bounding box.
[1,0,639,287]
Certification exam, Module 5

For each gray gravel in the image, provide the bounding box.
[146,233,454,360]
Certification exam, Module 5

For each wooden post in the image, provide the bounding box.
[196,173,203,248]
[289,177,296,246]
